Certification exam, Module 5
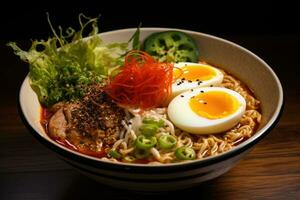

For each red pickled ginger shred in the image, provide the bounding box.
[104,51,173,109]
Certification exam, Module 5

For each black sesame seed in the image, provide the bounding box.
[180,95,184,97]
[181,78,185,81]
[204,102,207,104]
[210,85,213,87]
[196,79,200,81]
[198,82,201,85]
[200,90,204,93]
[188,80,192,83]
[128,122,132,125]
[191,89,194,91]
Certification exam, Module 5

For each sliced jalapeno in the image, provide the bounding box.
[158,135,177,149]
[123,156,136,163]
[143,31,199,62]
[134,148,150,159]
[139,124,158,136]
[135,135,157,149]
[142,118,165,127]
[175,146,196,160]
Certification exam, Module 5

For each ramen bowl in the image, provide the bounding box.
[18,28,284,191]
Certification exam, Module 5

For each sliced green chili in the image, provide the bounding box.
[142,118,165,127]
[139,124,158,136]
[134,149,150,159]
[158,135,177,149]
[175,146,196,160]
[123,156,136,163]
[143,31,199,62]
[135,135,157,150]
[108,150,122,159]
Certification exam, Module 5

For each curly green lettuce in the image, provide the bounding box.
[7,14,136,106]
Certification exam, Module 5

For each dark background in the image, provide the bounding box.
[0,1,298,39]
[1,1,300,200]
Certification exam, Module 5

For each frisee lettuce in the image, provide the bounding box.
[7,13,138,106]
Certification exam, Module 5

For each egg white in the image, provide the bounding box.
[172,62,224,99]
[167,87,246,134]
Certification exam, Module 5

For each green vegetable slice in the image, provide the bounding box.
[108,150,122,159]
[175,146,196,160]
[142,118,165,127]
[143,31,199,62]
[135,135,157,150]
[158,135,177,149]
[139,124,158,136]
[139,118,165,136]
[134,149,150,159]
[123,156,136,163]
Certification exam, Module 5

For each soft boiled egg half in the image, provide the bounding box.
[172,62,224,99]
[168,87,246,134]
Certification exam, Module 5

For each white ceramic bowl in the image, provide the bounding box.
[19,28,284,191]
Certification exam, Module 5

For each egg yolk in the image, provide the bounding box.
[173,65,216,81]
[189,91,240,119]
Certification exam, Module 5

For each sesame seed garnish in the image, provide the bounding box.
[191,89,194,91]
[188,80,192,83]
[200,90,204,93]
[204,102,207,104]
[196,79,199,81]
[180,95,184,97]
[198,82,201,85]
[210,85,213,87]
[181,78,185,81]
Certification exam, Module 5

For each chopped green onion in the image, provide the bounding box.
[139,124,158,136]
[135,135,157,150]
[108,150,122,159]
[175,146,196,160]
[158,135,177,149]
[134,149,150,159]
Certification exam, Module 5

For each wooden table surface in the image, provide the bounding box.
[0,35,299,200]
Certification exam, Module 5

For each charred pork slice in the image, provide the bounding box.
[48,108,67,140]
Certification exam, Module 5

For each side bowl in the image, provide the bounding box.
[19,28,284,191]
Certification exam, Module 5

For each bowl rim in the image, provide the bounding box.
[18,27,284,172]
